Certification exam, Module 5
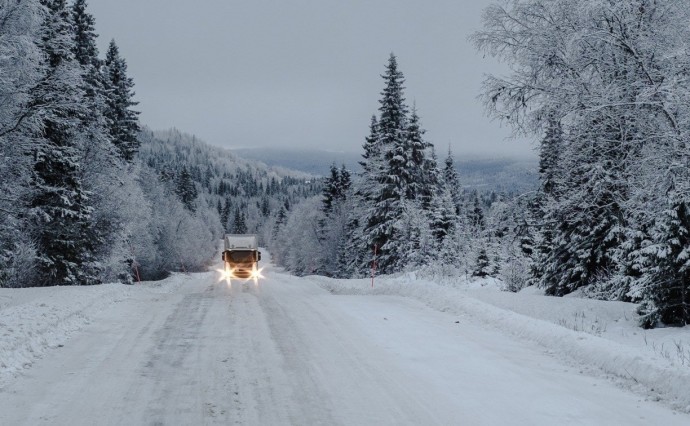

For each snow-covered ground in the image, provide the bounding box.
[315,273,690,412]
[0,257,689,425]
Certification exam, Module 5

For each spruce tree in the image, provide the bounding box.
[71,0,108,131]
[473,248,491,278]
[638,201,690,328]
[221,198,231,232]
[443,147,463,215]
[273,205,287,239]
[362,54,411,273]
[530,117,562,286]
[539,116,562,196]
[359,115,381,172]
[104,39,140,161]
[406,105,432,205]
[322,163,352,215]
[410,109,440,215]
[175,166,197,211]
[467,192,485,232]
[338,165,351,197]
[353,54,439,274]
[429,182,456,246]
[71,0,98,67]
[233,208,247,234]
[541,119,626,296]
[29,0,98,285]
[322,163,341,215]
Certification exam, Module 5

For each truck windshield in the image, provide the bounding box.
[227,251,255,263]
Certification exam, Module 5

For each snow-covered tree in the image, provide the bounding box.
[27,0,98,285]
[443,147,463,215]
[175,166,198,211]
[638,200,690,327]
[472,248,491,278]
[467,192,485,233]
[0,0,45,287]
[104,39,139,162]
[473,0,690,326]
[360,54,440,273]
[322,163,350,215]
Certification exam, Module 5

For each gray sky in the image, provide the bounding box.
[87,0,534,158]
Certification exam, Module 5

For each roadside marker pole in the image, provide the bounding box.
[178,253,187,275]
[371,244,377,288]
[130,244,141,284]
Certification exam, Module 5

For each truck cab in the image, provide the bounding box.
[222,234,262,279]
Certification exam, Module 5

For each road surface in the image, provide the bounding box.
[0,260,687,425]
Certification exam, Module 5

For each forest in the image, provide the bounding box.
[270,1,690,329]
[0,0,317,287]
[2,0,689,329]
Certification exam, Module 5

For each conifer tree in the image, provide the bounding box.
[473,249,491,278]
[539,116,562,196]
[104,39,140,161]
[260,196,270,217]
[338,165,351,197]
[29,0,98,285]
[221,198,231,231]
[175,166,197,211]
[322,163,352,216]
[71,0,108,125]
[638,201,690,328]
[530,117,562,286]
[362,54,412,273]
[272,205,287,239]
[233,208,247,234]
[443,147,462,215]
[467,192,485,232]
[406,105,432,205]
[429,182,456,246]
[71,0,98,67]
[359,115,380,172]
[322,163,341,215]
[541,119,626,296]
[350,54,440,274]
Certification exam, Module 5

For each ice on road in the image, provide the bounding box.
[0,263,687,425]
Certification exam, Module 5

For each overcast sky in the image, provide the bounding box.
[87,0,534,158]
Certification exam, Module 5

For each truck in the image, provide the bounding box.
[222,234,262,279]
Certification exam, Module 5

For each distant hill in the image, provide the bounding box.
[144,130,314,180]
[231,147,537,194]
[454,157,538,194]
[230,148,361,177]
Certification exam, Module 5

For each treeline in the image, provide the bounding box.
[0,0,317,287]
[271,54,531,290]
[472,0,690,328]
[274,25,690,329]
[138,128,322,243]
[0,0,148,287]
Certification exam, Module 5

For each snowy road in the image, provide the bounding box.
[0,261,687,425]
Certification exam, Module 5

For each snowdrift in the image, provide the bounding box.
[0,274,190,388]
[313,274,690,413]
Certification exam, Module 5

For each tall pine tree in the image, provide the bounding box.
[363,54,411,273]
[104,39,140,162]
[29,0,97,285]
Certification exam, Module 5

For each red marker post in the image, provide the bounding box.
[130,245,141,284]
[371,244,377,288]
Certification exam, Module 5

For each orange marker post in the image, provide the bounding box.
[371,244,377,288]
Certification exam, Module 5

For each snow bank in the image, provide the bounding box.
[0,273,191,388]
[313,275,690,412]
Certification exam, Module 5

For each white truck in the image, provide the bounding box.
[222,234,262,279]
